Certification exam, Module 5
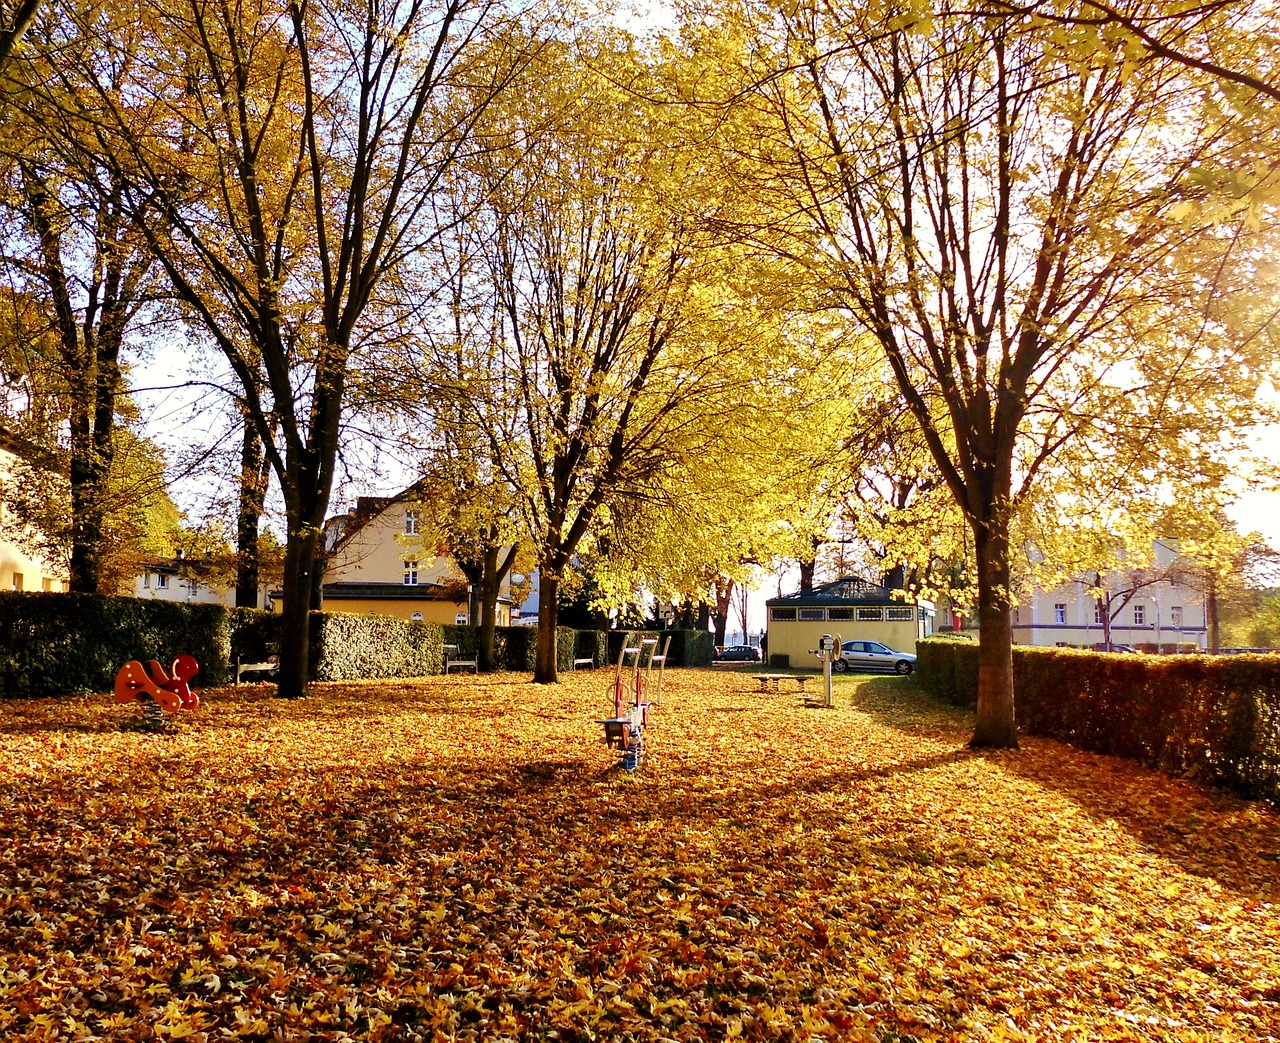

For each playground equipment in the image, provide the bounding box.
[599,634,670,770]
[807,633,842,708]
[114,655,200,726]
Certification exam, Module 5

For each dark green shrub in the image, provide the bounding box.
[495,626,537,671]
[0,591,233,697]
[229,609,280,664]
[661,629,714,667]
[608,629,660,663]
[574,630,609,669]
[556,627,576,674]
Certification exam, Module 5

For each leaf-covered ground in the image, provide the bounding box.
[2,669,1279,1042]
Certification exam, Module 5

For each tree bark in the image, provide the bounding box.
[1207,570,1220,654]
[713,579,732,646]
[478,545,500,672]
[798,557,816,595]
[235,415,268,608]
[277,512,320,699]
[533,568,561,683]
[970,517,1019,749]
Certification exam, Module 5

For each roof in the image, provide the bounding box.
[322,582,510,604]
[766,576,904,608]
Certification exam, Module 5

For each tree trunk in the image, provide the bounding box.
[969,517,1019,749]
[478,545,500,672]
[235,415,268,608]
[1207,570,1220,654]
[798,557,816,595]
[276,515,321,699]
[713,579,732,646]
[67,411,108,594]
[533,569,561,683]
[477,543,518,672]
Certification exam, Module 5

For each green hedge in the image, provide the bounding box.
[917,637,1280,801]
[0,591,233,697]
[1,594,713,698]
[662,629,714,667]
[574,629,609,669]
[311,614,445,681]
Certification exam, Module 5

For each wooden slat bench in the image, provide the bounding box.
[752,673,810,694]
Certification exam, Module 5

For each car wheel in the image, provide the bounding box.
[832,658,848,673]
[895,660,912,675]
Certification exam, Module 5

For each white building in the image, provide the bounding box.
[133,554,244,607]
[1012,539,1206,650]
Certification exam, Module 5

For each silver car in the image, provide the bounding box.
[835,639,916,675]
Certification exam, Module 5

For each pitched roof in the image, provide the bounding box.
[766,575,902,607]
[322,581,510,604]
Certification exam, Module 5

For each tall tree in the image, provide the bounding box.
[712,0,1278,746]
[438,36,763,682]
[32,0,531,695]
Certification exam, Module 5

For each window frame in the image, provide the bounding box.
[403,559,419,586]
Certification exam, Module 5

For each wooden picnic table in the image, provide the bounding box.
[752,673,810,694]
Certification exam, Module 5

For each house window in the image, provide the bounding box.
[1133,604,1146,625]
[1054,603,1066,624]
[42,578,52,592]
[1094,601,1103,624]
[411,612,423,622]
[10,572,21,591]
[157,574,170,589]
[1171,606,1183,628]
[188,578,199,595]
[856,607,883,621]
[455,612,468,625]
[405,510,419,535]
[403,559,419,585]
[1012,607,1020,624]
[827,607,853,621]
[143,572,151,588]
[770,607,797,621]
[798,608,825,621]
[886,606,914,621]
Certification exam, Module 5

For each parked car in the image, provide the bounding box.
[1089,642,1138,653]
[834,639,916,675]
[715,644,762,663]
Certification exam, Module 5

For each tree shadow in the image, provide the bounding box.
[846,674,1280,903]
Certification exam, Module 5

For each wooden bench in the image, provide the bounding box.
[233,647,278,684]
[572,657,596,670]
[752,673,810,694]
[443,643,478,674]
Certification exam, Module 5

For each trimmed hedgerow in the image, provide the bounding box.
[310,613,445,681]
[0,591,233,698]
[916,637,1280,802]
[662,629,714,668]
[574,630,609,669]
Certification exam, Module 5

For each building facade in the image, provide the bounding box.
[0,432,68,595]
[766,577,935,668]
[1011,540,1207,649]
[322,498,513,625]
